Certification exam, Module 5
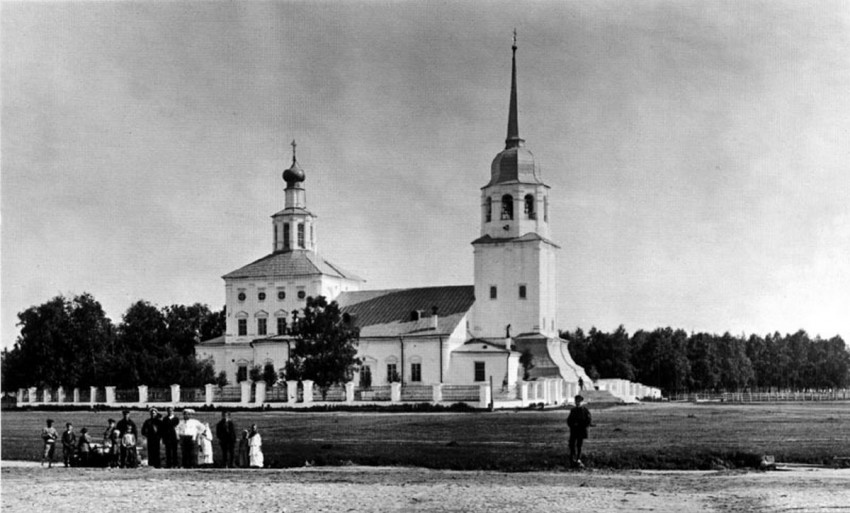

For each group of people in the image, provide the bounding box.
[41,408,264,469]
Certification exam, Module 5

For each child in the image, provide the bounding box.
[41,419,58,468]
[61,423,77,467]
[237,430,249,468]
[77,427,92,467]
[109,429,121,468]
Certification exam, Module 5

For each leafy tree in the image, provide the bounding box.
[249,365,263,383]
[289,295,360,400]
[262,362,277,387]
[215,370,229,390]
[519,349,535,380]
[164,303,224,357]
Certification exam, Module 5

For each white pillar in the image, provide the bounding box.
[170,384,181,403]
[254,381,267,405]
[42,388,52,403]
[432,384,443,403]
[204,384,214,405]
[57,386,65,404]
[390,383,401,402]
[89,386,97,405]
[105,386,116,404]
[28,387,38,404]
[138,385,149,404]
[519,381,529,406]
[302,380,314,403]
[286,380,298,403]
[240,382,252,404]
[479,383,491,409]
[17,388,25,404]
[345,382,355,404]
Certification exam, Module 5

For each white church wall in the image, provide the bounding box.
[447,352,509,385]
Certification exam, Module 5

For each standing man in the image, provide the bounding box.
[215,411,237,468]
[41,419,58,468]
[160,406,180,468]
[566,394,592,468]
[142,408,162,468]
[61,422,77,467]
[116,410,138,468]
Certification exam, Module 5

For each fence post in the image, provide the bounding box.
[42,388,52,403]
[286,380,298,403]
[240,382,251,404]
[390,383,402,403]
[204,384,214,405]
[479,383,491,409]
[432,383,443,404]
[57,386,65,403]
[138,385,149,404]
[89,386,97,405]
[170,384,181,404]
[105,386,116,405]
[302,380,314,404]
[519,381,529,407]
[73,387,80,404]
[17,388,25,404]
[345,382,355,404]
[254,381,266,405]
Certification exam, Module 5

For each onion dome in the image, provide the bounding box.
[282,140,305,188]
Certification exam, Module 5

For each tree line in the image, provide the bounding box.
[561,326,850,394]
[1,293,225,390]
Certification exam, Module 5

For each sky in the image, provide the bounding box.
[2,0,849,349]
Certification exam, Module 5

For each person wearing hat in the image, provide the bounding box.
[566,394,592,468]
[178,409,204,468]
[161,406,180,468]
[116,409,138,468]
[142,408,162,468]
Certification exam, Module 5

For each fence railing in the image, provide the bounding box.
[441,385,480,402]
[669,390,850,402]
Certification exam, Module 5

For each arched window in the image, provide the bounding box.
[485,197,492,223]
[524,194,535,219]
[501,194,513,220]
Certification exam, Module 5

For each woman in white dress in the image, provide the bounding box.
[248,424,263,468]
[198,422,214,466]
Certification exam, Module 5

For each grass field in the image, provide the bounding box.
[3,402,849,470]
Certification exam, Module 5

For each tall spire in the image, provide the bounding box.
[506,29,524,149]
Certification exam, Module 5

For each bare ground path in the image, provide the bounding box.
[2,462,848,512]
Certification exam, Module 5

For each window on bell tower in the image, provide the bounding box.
[501,195,513,220]
[485,197,492,223]
[524,194,535,219]
[283,223,290,250]
[297,223,305,248]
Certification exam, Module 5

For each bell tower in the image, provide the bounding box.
[272,140,317,253]
[469,33,560,339]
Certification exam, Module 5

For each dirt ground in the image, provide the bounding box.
[2,461,848,513]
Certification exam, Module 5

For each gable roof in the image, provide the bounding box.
[223,250,364,281]
[336,285,475,338]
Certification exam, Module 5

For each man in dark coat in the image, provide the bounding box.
[216,411,237,468]
[566,394,592,468]
[160,406,180,468]
[115,410,138,468]
[141,408,162,468]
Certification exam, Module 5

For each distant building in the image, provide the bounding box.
[197,38,589,387]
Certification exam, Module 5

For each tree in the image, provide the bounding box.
[215,370,229,390]
[519,349,535,380]
[249,365,263,383]
[163,303,224,357]
[262,362,278,387]
[289,296,360,400]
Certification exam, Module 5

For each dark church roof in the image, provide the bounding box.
[336,285,474,338]
[470,233,560,248]
[223,250,363,281]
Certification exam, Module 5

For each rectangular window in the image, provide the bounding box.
[277,317,286,335]
[297,223,305,248]
[386,363,398,383]
[283,223,290,250]
[274,225,278,248]
[474,361,486,382]
[258,318,267,336]
[490,286,497,299]
[411,363,422,382]
[519,284,527,299]
[237,366,248,383]
[238,319,247,336]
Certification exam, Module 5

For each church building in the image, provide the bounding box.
[197,38,589,388]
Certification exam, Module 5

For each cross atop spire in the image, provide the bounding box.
[291,139,297,163]
[506,29,524,149]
